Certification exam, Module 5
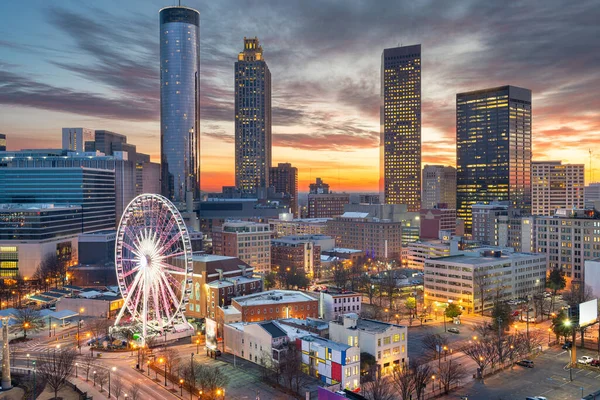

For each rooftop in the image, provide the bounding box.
[300,335,352,352]
[260,321,287,338]
[0,203,81,211]
[272,234,333,244]
[270,218,331,224]
[325,248,363,254]
[233,290,316,306]
[340,212,370,219]
[333,314,406,333]
[190,254,237,262]
[431,250,540,265]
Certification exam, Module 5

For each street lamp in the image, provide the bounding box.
[196,339,200,354]
[52,323,56,337]
[93,370,97,386]
[431,375,436,394]
[75,363,78,378]
[26,353,30,368]
[147,360,151,376]
[159,357,167,386]
[443,345,448,361]
[108,366,116,397]
[179,379,184,396]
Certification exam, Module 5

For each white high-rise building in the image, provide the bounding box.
[532,161,584,216]
[62,128,94,153]
[422,165,456,209]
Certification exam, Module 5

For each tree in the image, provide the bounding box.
[472,322,494,340]
[37,348,77,399]
[129,382,142,400]
[88,318,111,340]
[462,338,497,382]
[444,303,462,319]
[491,301,513,332]
[411,361,433,400]
[473,271,491,315]
[551,309,573,341]
[421,334,448,360]
[263,272,277,290]
[392,364,415,400]
[404,297,417,324]
[437,359,467,393]
[195,364,230,399]
[81,353,95,381]
[380,272,397,310]
[332,262,349,289]
[546,268,566,308]
[160,346,180,376]
[279,342,304,393]
[360,352,378,380]
[288,270,310,290]
[96,369,108,392]
[179,362,198,396]
[10,307,45,339]
[112,375,124,399]
[361,374,395,400]
[532,293,549,320]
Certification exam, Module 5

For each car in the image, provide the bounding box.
[543,292,552,298]
[447,328,460,334]
[562,341,573,349]
[512,310,520,317]
[516,359,534,368]
[526,397,547,400]
[590,359,600,367]
[578,356,594,364]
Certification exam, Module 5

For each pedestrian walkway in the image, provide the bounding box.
[69,375,109,399]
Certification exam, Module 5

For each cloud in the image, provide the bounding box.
[274,132,377,151]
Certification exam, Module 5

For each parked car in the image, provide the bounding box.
[447,328,460,334]
[512,310,520,317]
[516,359,534,368]
[578,356,594,365]
[562,341,573,349]
[543,292,552,298]
[590,359,600,367]
[526,397,547,400]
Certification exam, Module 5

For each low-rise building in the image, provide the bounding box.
[308,193,351,219]
[269,214,331,238]
[406,238,461,270]
[329,313,408,376]
[299,335,360,391]
[419,207,457,239]
[231,290,318,322]
[271,234,334,278]
[315,287,362,321]
[424,250,547,314]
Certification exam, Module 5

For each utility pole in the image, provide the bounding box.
[497,317,503,363]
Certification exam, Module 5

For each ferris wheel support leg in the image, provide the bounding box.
[114,302,128,328]
[142,272,149,347]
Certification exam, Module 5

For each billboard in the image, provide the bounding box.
[205,318,218,349]
[579,299,598,328]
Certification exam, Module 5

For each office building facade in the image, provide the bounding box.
[269,163,298,217]
[235,37,272,195]
[381,44,421,211]
[0,134,5,151]
[307,194,350,219]
[584,183,600,209]
[532,161,584,216]
[456,86,532,232]
[424,250,546,314]
[212,221,272,274]
[62,128,94,153]
[422,165,456,209]
[159,6,201,202]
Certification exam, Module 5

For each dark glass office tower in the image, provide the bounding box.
[456,85,532,232]
[159,6,200,203]
[235,37,272,195]
[380,45,421,211]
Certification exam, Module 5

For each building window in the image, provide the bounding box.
[383,337,391,345]
[393,347,400,355]
[377,351,381,360]
[393,334,400,343]
[378,338,381,347]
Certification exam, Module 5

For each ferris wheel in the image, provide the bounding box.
[113,194,193,344]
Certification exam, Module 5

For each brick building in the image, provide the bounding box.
[212,220,272,274]
[419,206,457,239]
[230,290,318,322]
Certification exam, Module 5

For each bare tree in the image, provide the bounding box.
[10,307,45,339]
[88,318,111,340]
[160,346,180,376]
[421,333,448,360]
[113,375,124,399]
[532,293,548,321]
[472,322,493,340]
[195,365,230,399]
[362,374,395,400]
[332,261,349,289]
[437,359,467,393]
[95,369,108,392]
[179,362,197,396]
[380,272,397,310]
[462,338,497,382]
[392,364,415,399]
[279,342,304,393]
[81,353,95,381]
[473,271,490,315]
[412,361,433,400]
[37,348,77,399]
[129,382,142,400]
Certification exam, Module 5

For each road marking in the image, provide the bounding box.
[557,350,567,356]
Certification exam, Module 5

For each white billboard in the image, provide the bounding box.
[579,299,598,328]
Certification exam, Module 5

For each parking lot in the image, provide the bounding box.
[444,347,600,400]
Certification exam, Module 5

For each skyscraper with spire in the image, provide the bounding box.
[159,6,201,203]
[235,37,272,195]
[380,44,422,211]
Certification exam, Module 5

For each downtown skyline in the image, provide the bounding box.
[0,0,599,192]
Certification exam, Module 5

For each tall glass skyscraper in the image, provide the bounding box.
[159,6,200,203]
[380,45,421,211]
[235,37,272,195]
[456,85,532,232]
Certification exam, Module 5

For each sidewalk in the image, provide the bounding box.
[69,375,109,400]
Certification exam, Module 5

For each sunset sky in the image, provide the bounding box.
[0,0,598,192]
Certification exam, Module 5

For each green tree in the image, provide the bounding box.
[444,303,462,319]
[491,301,512,331]
[551,309,573,341]
[10,308,45,339]
[547,268,566,313]
[263,272,277,290]
[360,352,377,380]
